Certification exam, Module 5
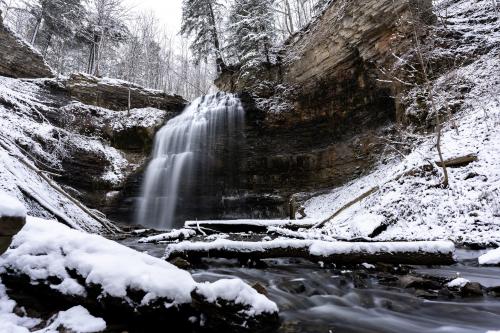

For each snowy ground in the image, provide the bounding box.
[0,74,172,232]
[297,0,500,246]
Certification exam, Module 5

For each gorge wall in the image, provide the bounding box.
[211,0,433,219]
[0,10,54,79]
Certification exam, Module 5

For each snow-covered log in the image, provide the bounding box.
[165,239,456,265]
[184,219,317,234]
[0,218,279,332]
[139,228,197,243]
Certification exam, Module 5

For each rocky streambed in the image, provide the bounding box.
[120,236,500,333]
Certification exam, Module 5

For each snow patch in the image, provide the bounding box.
[195,279,278,316]
[0,191,26,218]
[478,248,500,266]
[447,277,470,288]
[42,306,106,333]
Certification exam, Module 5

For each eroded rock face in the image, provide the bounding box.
[66,73,186,112]
[211,0,433,218]
[0,11,54,79]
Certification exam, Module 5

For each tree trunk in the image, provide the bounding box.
[206,1,225,72]
[30,15,42,45]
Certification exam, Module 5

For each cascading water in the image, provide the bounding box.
[136,93,245,230]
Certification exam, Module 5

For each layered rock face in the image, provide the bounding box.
[213,0,433,218]
[0,11,54,78]
[66,73,186,112]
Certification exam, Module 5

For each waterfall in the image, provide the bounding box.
[136,93,245,230]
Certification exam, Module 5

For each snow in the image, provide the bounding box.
[309,240,455,256]
[1,278,105,333]
[297,0,500,245]
[139,228,197,243]
[0,191,26,218]
[195,279,278,316]
[0,279,40,333]
[0,217,278,316]
[350,214,385,237]
[42,306,106,333]
[478,248,500,266]
[0,76,135,232]
[447,277,470,288]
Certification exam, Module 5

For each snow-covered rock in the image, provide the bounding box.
[0,191,26,219]
[447,277,470,288]
[139,228,197,243]
[478,248,500,266]
[1,279,106,333]
[0,217,279,330]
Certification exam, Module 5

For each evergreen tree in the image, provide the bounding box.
[227,0,276,75]
[181,0,225,72]
[29,0,86,49]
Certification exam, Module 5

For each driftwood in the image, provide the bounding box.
[184,220,316,234]
[436,153,478,168]
[165,241,456,266]
[312,186,380,229]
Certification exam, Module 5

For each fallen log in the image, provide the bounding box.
[165,239,456,266]
[436,153,478,168]
[184,219,317,234]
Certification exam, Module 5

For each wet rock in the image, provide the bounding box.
[191,288,280,333]
[414,289,438,299]
[252,282,268,296]
[280,279,307,294]
[438,287,454,299]
[488,286,500,297]
[0,12,54,78]
[399,275,442,290]
[0,236,13,254]
[169,257,191,270]
[0,215,26,255]
[461,282,484,297]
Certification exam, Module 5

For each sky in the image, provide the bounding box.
[125,0,183,33]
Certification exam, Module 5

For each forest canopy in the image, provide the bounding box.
[0,0,329,99]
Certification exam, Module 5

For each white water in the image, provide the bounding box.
[136,93,245,230]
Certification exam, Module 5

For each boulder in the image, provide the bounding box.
[460,282,484,297]
[0,192,27,255]
[0,11,54,78]
[66,73,186,112]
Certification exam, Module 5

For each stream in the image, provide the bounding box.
[120,238,500,333]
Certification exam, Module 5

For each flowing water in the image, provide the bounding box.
[120,237,500,333]
[136,93,245,230]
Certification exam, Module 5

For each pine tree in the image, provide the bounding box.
[181,0,225,72]
[33,0,87,53]
[227,0,276,75]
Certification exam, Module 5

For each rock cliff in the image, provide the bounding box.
[66,73,186,112]
[211,0,433,219]
[0,10,54,79]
